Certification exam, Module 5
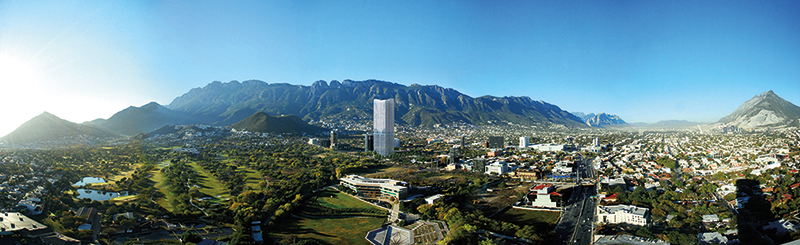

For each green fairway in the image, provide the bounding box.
[272,216,385,245]
[493,208,561,227]
[229,163,264,190]
[151,161,176,212]
[186,161,231,199]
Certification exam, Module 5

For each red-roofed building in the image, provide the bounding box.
[791,183,800,190]
[531,183,555,195]
[605,193,618,203]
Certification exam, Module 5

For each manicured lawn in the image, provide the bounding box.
[493,208,561,227]
[108,163,142,182]
[186,161,231,199]
[312,189,382,211]
[151,161,176,212]
[362,166,410,177]
[272,216,385,245]
[151,160,233,211]
[228,163,264,190]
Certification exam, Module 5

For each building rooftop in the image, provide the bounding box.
[595,235,669,245]
[600,204,648,216]
[341,175,408,191]
[0,212,48,234]
[365,225,413,245]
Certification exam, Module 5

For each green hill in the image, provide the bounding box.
[231,112,326,134]
[1,112,119,144]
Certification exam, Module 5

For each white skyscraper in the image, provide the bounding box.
[374,99,395,157]
[519,137,529,148]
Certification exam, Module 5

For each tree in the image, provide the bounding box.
[182,230,203,243]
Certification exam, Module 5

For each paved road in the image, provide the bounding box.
[551,154,597,245]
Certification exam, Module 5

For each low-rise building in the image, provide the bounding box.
[340,175,409,199]
[702,214,720,223]
[594,234,669,245]
[597,204,649,226]
[697,232,728,245]
[485,161,509,175]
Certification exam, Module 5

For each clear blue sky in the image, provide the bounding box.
[1,0,799,136]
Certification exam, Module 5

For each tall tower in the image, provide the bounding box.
[374,99,395,156]
[330,130,338,149]
[519,137,529,148]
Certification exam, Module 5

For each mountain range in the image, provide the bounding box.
[166,79,587,127]
[571,112,627,127]
[1,112,118,144]
[231,112,326,134]
[717,90,800,128]
[89,102,197,135]
[2,79,799,145]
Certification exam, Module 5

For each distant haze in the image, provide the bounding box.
[1,1,798,136]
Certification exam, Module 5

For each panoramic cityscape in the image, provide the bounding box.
[1,1,799,245]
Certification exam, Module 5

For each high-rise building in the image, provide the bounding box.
[330,130,338,149]
[488,136,504,149]
[519,137,530,148]
[374,99,395,156]
[364,133,374,152]
[593,138,600,147]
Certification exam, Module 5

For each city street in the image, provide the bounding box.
[551,154,597,245]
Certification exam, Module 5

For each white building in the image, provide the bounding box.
[519,137,530,148]
[485,161,510,175]
[697,232,728,245]
[597,204,649,226]
[374,99,395,157]
[340,175,408,199]
[534,144,565,152]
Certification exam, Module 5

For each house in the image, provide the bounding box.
[698,232,728,245]
[604,193,618,203]
[702,214,720,223]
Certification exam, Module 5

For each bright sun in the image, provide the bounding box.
[0,54,45,137]
[0,55,39,86]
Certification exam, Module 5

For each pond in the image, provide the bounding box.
[75,189,136,201]
[73,177,107,186]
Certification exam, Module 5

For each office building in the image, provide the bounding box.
[472,157,486,173]
[597,204,649,226]
[487,136,503,149]
[485,161,509,175]
[364,133,374,152]
[330,130,338,149]
[374,99,395,156]
[519,137,530,148]
[339,175,409,199]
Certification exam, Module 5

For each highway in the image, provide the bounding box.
[551,154,597,245]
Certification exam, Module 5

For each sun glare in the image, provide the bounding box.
[0,55,39,85]
[0,54,45,136]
